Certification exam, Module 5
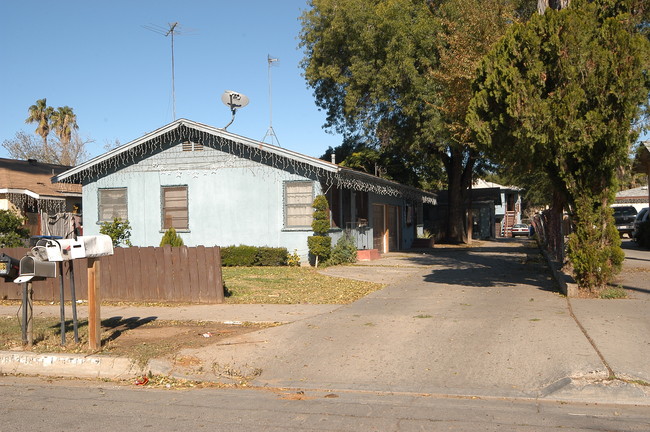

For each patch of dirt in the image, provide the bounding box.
[100,320,271,363]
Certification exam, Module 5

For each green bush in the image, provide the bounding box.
[311,195,330,235]
[307,236,331,266]
[324,234,358,266]
[255,247,288,266]
[99,217,132,247]
[221,245,258,266]
[160,227,184,247]
[308,195,332,266]
[0,210,28,247]
[567,199,623,292]
[221,245,289,266]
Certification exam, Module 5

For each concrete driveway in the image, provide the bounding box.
[168,239,648,402]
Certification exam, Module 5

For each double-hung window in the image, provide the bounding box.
[162,186,189,230]
[98,188,127,222]
[284,181,314,229]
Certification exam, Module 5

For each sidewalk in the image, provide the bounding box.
[1,239,648,406]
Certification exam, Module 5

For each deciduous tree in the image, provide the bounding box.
[300,0,530,242]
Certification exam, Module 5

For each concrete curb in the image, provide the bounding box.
[0,350,143,380]
[540,249,579,297]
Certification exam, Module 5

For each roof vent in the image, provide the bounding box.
[28,158,38,165]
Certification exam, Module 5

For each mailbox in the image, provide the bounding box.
[36,238,86,262]
[79,235,114,258]
[14,255,57,283]
[0,253,20,281]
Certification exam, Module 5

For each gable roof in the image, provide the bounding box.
[0,158,80,200]
[53,118,436,204]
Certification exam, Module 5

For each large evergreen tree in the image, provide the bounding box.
[300,0,531,242]
[468,0,650,291]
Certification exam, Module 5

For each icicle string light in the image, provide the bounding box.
[61,123,435,205]
[7,193,65,214]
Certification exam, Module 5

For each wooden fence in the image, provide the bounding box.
[0,246,224,304]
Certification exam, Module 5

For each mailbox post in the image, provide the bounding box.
[79,235,114,351]
[12,235,113,350]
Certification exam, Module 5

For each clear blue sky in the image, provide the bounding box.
[2,1,647,165]
[1,0,343,162]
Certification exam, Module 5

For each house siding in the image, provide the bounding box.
[83,141,323,259]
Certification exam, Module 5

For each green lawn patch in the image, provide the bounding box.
[222,266,383,304]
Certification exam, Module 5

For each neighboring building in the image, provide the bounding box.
[0,158,81,235]
[632,140,650,209]
[473,179,523,237]
[614,186,649,212]
[52,119,436,260]
[431,179,523,240]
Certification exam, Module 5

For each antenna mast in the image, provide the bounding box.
[262,55,280,146]
[168,22,178,120]
[143,21,183,120]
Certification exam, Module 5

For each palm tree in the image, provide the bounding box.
[51,106,78,145]
[25,98,53,158]
[51,106,79,166]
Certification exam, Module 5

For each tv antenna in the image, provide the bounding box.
[221,90,249,130]
[143,22,188,120]
[262,55,280,146]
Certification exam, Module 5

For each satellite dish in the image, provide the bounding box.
[221,90,249,130]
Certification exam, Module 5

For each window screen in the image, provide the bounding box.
[162,186,189,230]
[98,188,127,222]
[285,181,313,228]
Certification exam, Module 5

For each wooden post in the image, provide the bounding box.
[87,257,101,350]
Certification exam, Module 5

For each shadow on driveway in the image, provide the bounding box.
[405,240,559,292]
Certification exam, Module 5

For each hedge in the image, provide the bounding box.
[221,245,289,266]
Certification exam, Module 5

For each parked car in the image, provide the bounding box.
[632,207,649,243]
[613,205,638,238]
[511,223,530,237]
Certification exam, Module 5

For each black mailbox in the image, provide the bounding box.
[0,253,20,281]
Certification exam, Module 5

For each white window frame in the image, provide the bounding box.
[284,181,314,229]
[98,188,127,223]
[161,185,189,230]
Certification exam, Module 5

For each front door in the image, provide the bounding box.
[372,204,400,253]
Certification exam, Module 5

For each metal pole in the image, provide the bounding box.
[69,261,79,343]
[26,282,33,347]
[59,262,66,345]
[21,282,27,345]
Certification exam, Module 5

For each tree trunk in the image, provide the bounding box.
[538,0,570,15]
[544,189,566,262]
[444,147,475,243]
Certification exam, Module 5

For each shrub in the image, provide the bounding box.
[567,198,623,292]
[99,217,132,247]
[307,236,331,266]
[324,234,358,266]
[160,227,184,247]
[255,247,288,266]
[221,245,258,266]
[308,195,332,267]
[0,210,28,247]
[221,245,290,266]
[311,195,330,235]
[287,249,301,267]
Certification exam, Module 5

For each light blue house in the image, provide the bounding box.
[53,119,436,260]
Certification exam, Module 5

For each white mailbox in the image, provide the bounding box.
[36,239,86,262]
[79,235,114,258]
